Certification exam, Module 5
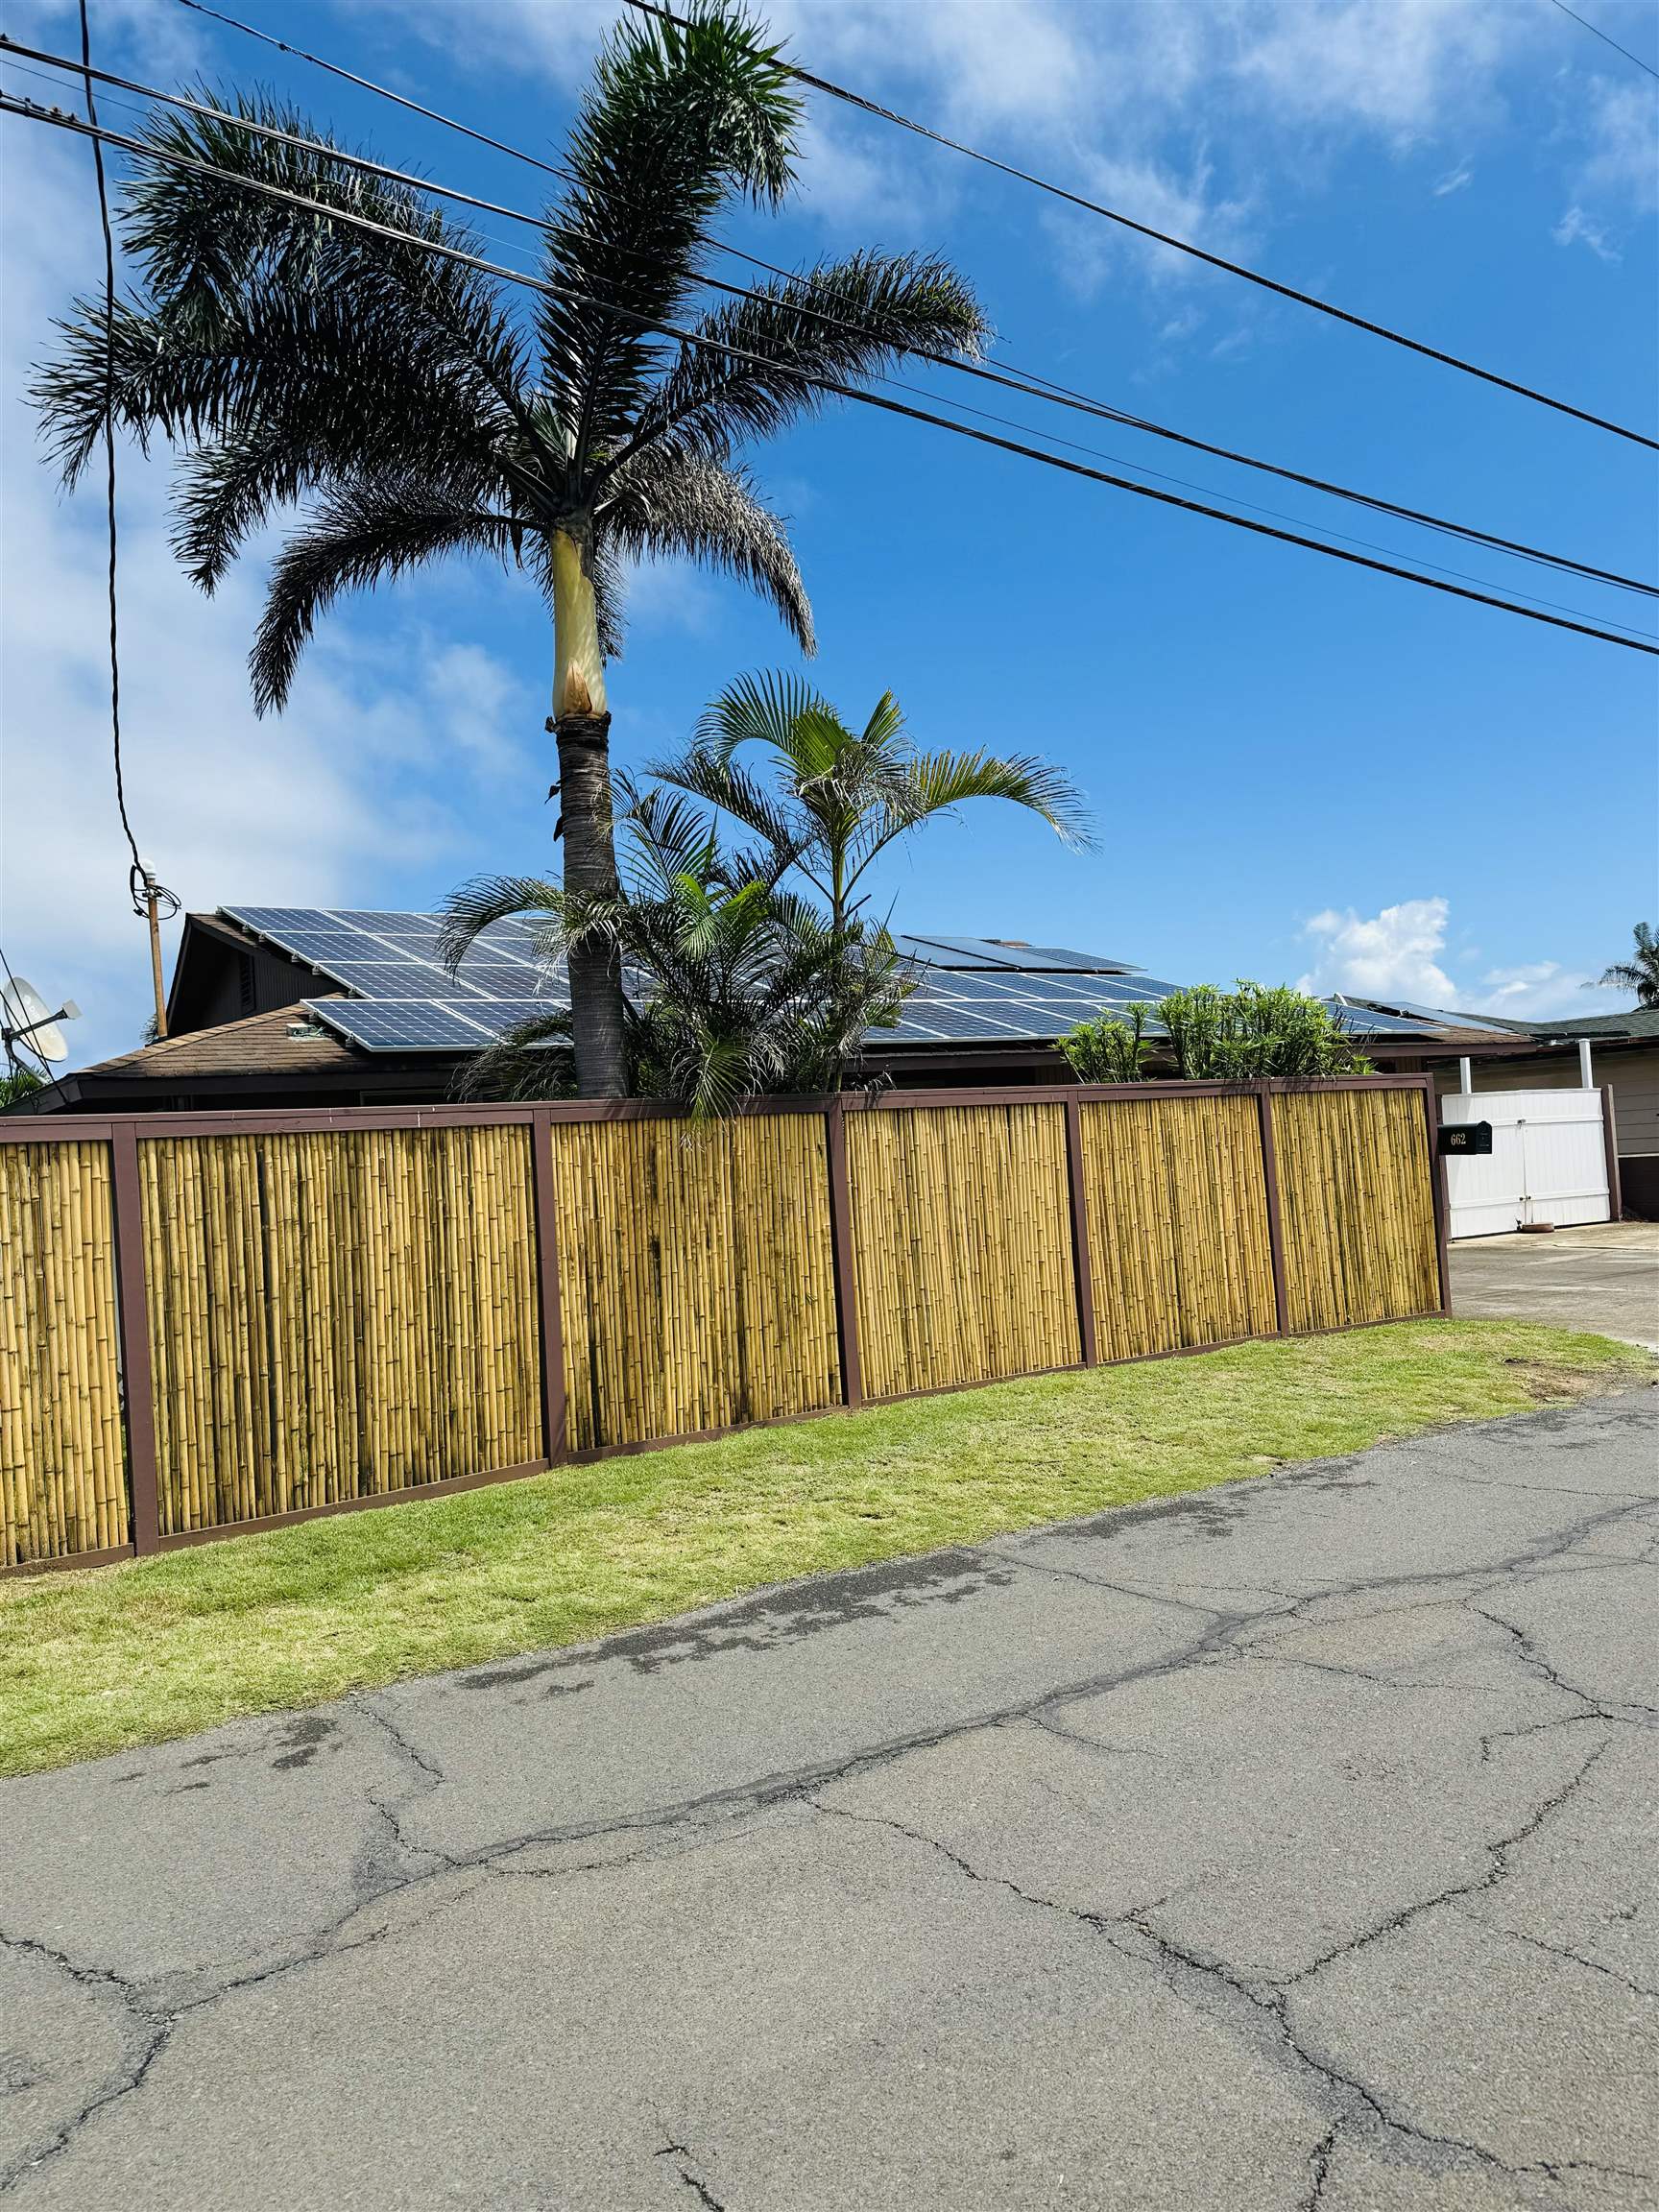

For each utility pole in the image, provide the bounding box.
[139,860,168,1039]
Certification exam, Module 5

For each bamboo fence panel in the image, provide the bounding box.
[847,1102,1080,1399]
[550,1112,842,1451]
[138,1126,541,1531]
[1271,1088,1440,1332]
[0,1141,128,1565]
[1080,1094,1279,1359]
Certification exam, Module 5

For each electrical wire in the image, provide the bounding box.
[4,87,1655,659]
[1545,0,1659,82]
[68,4,181,961]
[20,45,1638,616]
[623,0,1659,454]
[10,32,1652,603]
[76,0,136,880]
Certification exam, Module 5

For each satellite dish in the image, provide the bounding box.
[2,975,80,1064]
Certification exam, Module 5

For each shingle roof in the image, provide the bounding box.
[82,1000,358,1079]
[1515,1007,1659,1040]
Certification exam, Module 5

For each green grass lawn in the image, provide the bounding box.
[1,1318,1647,1778]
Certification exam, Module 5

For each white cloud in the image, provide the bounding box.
[1477,961,1621,1021]
[1297,897,1458,1004]
[6,0,206,78]
[1231,0,1519,145]
[1433,159,1474,196]
[1295,898,1624,1021]
[1552,203,1622,261]
[1574,75,1659,214]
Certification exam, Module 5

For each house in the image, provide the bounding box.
[1344,995,1659,1220]
[27,904,1533,1116]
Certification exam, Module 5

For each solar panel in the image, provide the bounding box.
[328,910,443,932]
[1330,1004,1436,1036]
[236,905,1438,1059]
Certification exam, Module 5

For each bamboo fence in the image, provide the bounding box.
[549,1113,842,1451]
[0,1078,1448,1570]
[0,1142,128,1566]
[847,1101,1081,1398]
[1271,1088,1441,1332]
[1079,1093,1279,1359]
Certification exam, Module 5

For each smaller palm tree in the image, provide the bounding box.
[440,784,909,1117]
[650,673,1092,931]
[1591,923,1659,1009]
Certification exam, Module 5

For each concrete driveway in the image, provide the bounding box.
[2,1390,1655,2211]
[1452,1221,1659,1349]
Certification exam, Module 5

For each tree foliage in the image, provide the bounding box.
[650,671,1091,928]
[1063,983,1371,1083]
[1592,922,1659,1009]
[439,782,913,1118]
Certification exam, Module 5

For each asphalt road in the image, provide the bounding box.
[2,1389,1656,2212]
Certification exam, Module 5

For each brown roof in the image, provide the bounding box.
[79,1000,362,1081]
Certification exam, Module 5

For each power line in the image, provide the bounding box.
[75,0,138,881]
[172,0,570,176]
[1545,0,1659,81]
[5,89,1655,659]
[14,52,1637,623]
[626,0,1659,454]
[12,34,1651,604]
[69,2,180,1042]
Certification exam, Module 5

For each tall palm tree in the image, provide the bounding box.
[1591,923,1659,1009]
[31,5,986,1094]
[651,671,1092,931]
[441,783,911,1118]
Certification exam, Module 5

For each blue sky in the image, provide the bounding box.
[2,0,1655,1069]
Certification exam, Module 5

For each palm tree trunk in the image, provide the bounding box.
[550,527,628,1097]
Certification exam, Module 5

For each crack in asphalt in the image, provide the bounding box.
[0,1934,170,2196]
[2,1410,1653,2199]
[806,1751,1649,2199]
[656,2137,726,2210]
[1279,1734,1617,1993]
[1458,1910,1659,2003]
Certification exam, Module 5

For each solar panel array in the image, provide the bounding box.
[219,907,1441,1056]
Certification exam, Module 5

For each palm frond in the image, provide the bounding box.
[642,749,804,868]
[437,874,564,974]
[690,668,834,762]
[613,250,989,475]
[252,476,517,710]
[890,749,1094,847]
[537,2,801,472]
[598,449,812,651]
[451,1009,577,1101]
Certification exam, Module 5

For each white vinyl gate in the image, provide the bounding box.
[1440,1089,1612,1239]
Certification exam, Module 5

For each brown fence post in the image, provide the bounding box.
[109,1125,160,1556]
[826,1095,864,1410]
[1599,1086,1623,1225]
[1418,1076,1453,1315]
[529,1110,568,1462]
[1256,1081,1290,1336]
[1064,1094,1099,1366]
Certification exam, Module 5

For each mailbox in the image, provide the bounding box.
[1438,1121,1493,1156]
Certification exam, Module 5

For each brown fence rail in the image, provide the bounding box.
[0,1077,1448,1573]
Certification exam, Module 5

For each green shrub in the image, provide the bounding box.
[1063,982,1370,1083]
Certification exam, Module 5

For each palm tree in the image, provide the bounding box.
[440,783,910,1118]
[31,6,986,1095]
[651,672,1092,933]
[1590,923,1659,1009]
